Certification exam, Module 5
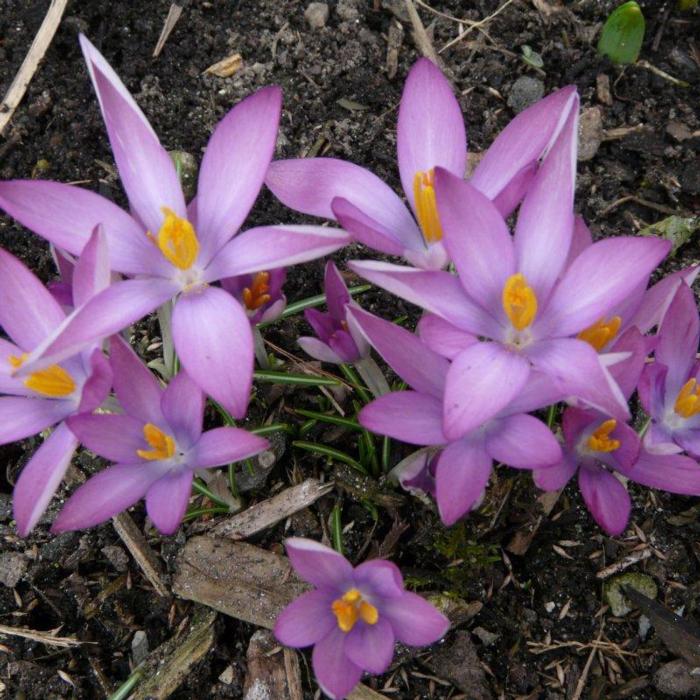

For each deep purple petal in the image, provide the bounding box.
[444,342,530,440]
[637,362,667,418]
[186,427,268,469]
[285,538,353,589]
[72,226,111,307]
[485,414,561,469]
[13,423,78,536]
[578,466,631,536]
[274,589,338,648]
[606,327,648,401]
[344,617,395,674]
[626,450,700,495]
[312,627,362,700]
[417,313,477,360]
[324,262,352,322]
[328,330,363,363]
[381,591,450,646]
[172,286,253,418]
[161,371,204,448]
[435,437,492,525]
[359,392,446,445]
[353,560,404,600]
[78,348,113,412]
[145,470,193,535]
[397,58,466,211]
[0,397,71,444]
[533,454,578,491]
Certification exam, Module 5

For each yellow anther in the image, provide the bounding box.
[577,316,622,351]
[148,207,199,270]
[674,378,700,419]
[413,169,443,244]
[136,423,176,461]
[502,273,538,331]
[24,364,76,398]
[331,588,379,633]
[242,271,272,311]
[586,419,620,453]
[8,353,27,369]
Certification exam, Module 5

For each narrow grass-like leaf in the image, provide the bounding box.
[253,370,341,387]
[292,440,367,474]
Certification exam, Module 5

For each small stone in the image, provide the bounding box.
[0,552,27,588]
[473,626,499,646]
[304,2,329,29]
[336,0,360,21]
[666,120,693,142]
[219,665,236,685]
[507,76,544,114]
[596,74,613,105]
[654,660,700,697]
[578,106,604,161]
[101,545,129,572]
[603,572,658,617]
[544,601,556,613]
[131,630,149,666]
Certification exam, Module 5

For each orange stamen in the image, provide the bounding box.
[413,169,442,244]
[586,419,620,453]
[242,272,272,311]
[502,273,538,331]
[331,588,379,633]
[136,423,176,461]
[674,378,700,419]
[147,207,199,270]
[577,316,622,351]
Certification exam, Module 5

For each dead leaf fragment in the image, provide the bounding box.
[204,53,243,78]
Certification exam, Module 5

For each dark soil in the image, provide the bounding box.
[1,1,700,698]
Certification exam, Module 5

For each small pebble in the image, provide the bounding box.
[0,552,27,588]
[507,76,544,114]
[131,630,149,666]
[578,106,604,161]
[304,2,329,29]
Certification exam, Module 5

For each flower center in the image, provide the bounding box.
[586,419,620,453]
[9,353,76,398]
[502,273,537,331]
[137,423,176,461]
[674,378,700,419]
[148,207,199,270]
[331,588,379,633]
[577,316,622,351]
[413,169,442,244]
[242,272,272,311]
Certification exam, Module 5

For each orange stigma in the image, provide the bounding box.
[577,316,622,351]
[136,423,176,461]
[242,272,272,311]
[10,353,76,398]
[413,169,442,244]
[586,419,620,453]
[502,273,538,331]
[331,588,379,633]
[148,207,199,270]
[674,378,700,419]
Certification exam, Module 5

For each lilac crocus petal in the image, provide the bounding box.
[80,36,186,233]
[78,349,113,412]
[444,342,530,440]
[539,237,671,337]
[359,392,446,445]
[328,330,363,363]
[656,283,699,397]
[565,216,593,267]
[533,455,578,492]
[187,427,269,469]
[435,437,491,525]
[417,314,476,360]
[527,338,629,421]
[161,371,204,448]
[345,618,395,675]
[72,226,111,307]
[492,163,535,217]
[390,448,436,496]
[627,451,700,494]
[353,560,404,599]
[52,461,167,533]
[285,538,353,589]
[434,169,515,313]
[265,158,422,249]
[331,197,406,257]
[110,335,164,425]
[312,628,362,700]
[298,336,344,364]
[172,286,253,418]
[349,261,499,338]
[0,248,65,350]
[196,86,282,261]
[66,413,146,462]
[508,370,565,414]
[0,397,71,444]
[0,340,25,395]
[204,225,350,282]
[397,58,466,211]
[13,423,78,536]
[324,262,352,320]
[578,466,630,536]
[274,589,337,648]
[348,307,448,397]
[0,181,165,276]
[514,108,577,300]
[471,85,578,200]
[676,431,700,458]
[485,414,561,469]
[20,278,178,373]
[382,591,450,646]
[607,328,647,401]
[145,470,193,535]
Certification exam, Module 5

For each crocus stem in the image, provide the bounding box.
[228,463,240,499]
[157,301,177,379]
[192,478,231,509]
[108,669,143,700]
[330,504,343,554]
[546,403,558,428]
[354,357,390,398]
[253,326,270,369]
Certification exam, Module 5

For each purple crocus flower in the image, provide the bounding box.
[350,307,562,524]
[0,35,349,418]
[535,327,700,535]
[274,538,449,699]
[0,230,112,535]
[298,262,368,364]
[350,113,671,436]
[266,58,578,270]
[639,282,700,457]
[54,335,269,534]
[221,268,287,325]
